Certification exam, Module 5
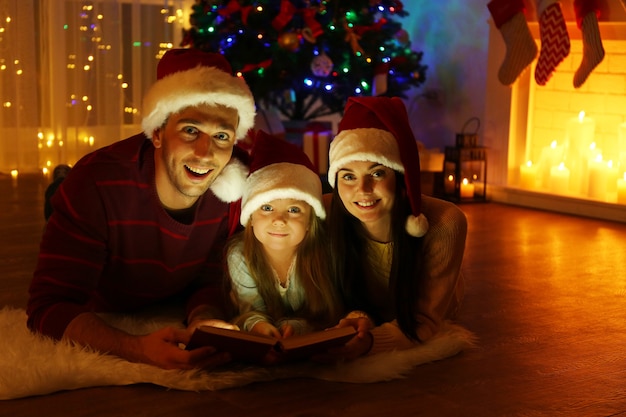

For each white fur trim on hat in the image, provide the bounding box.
[141,65,256,140]
[405,213,429,238]
[209,157,248,203]
[240,162,325,226]
[327,128,404,187]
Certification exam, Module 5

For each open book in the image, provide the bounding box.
[186,325,357,363]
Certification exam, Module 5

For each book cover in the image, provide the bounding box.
[186,326,277,362]
[186,325,356,363]
[276,326,356,360]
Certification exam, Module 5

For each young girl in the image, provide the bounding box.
[227,130,342,341]
[326,96,467,359]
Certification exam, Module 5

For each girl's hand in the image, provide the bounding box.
[250,321,281,339]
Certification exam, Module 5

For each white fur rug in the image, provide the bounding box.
[0,307,476,400]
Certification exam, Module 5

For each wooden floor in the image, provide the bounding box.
[1,173,626,417]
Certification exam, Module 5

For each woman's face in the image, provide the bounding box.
[336,160,396,241]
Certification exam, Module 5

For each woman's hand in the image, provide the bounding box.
[278,323,294,339]
[311,317,375,363]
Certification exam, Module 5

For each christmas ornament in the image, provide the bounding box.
[302,28,317,43]
[395,29,410,45]
[344,22,364,55]
[272,0,297,31]
[278,32,300,52]
[311,53,333,77]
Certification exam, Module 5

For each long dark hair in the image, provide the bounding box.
[327,171,424,341]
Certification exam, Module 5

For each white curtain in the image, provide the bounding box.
[0,0,189,174]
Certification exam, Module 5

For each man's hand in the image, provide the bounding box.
[64,312,231,370]
[135,326,231,370]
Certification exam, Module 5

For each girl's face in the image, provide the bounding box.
[336,160,396,241]
[251,198,311,254]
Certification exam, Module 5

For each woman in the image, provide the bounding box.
[326,96,467,359]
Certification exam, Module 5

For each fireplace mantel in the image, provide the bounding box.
[483,18,626,223]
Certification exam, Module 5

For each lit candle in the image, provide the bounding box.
[566,111,595,152]
[619,122,626,169]
[10,169,18,187]
[519,160,538,189]
[565,112,595,194]
[617,173,626,205]
[587,155,608,201]
[539,140,563,188]
[460,178,475,199]
[444,174,455,194]
[606,160,619,194]
[549,163,570,194]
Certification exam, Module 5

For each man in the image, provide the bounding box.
[27,49,256,370]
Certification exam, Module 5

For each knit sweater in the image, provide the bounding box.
[365,195,467,355]
[27,134,241,340]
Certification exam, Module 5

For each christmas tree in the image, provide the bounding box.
[182,0,427,121]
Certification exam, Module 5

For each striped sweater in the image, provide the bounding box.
[27,134,242,340]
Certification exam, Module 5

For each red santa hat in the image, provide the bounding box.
[240,130,326,226]
[141,48,256,141]
[327,96,428,237]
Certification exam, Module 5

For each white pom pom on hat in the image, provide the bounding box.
[240,130,325,226]
[327,96,428,237]
[141,49,256,141]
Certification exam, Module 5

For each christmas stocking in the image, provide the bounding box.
[488,0,538,86]
[535,0,570,85]
[573,0,604,88]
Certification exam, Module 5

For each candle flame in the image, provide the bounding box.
[550,140,557,148]
[578,111,585,122]
[462,178,469,185]
[526,160,533,167]
[558,162,565,170]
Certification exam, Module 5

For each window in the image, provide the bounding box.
[0,0,187,173]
